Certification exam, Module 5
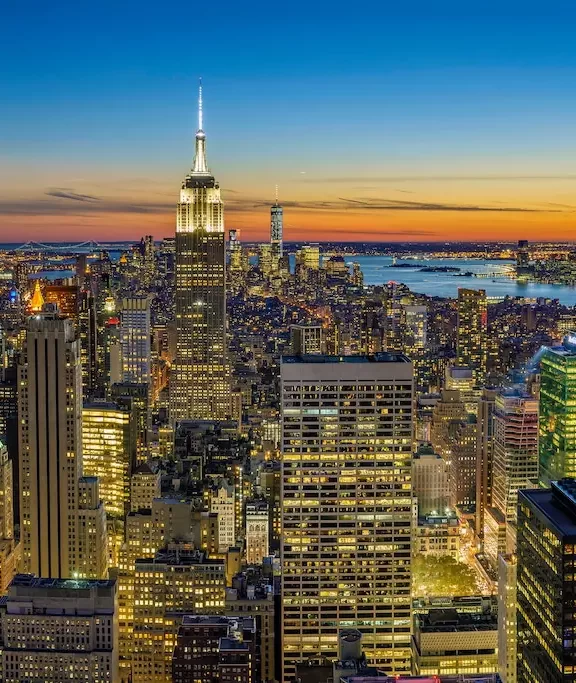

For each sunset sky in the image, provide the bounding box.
[2,1,576,243]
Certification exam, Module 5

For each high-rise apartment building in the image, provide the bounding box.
[171,83,230,422]
[0,574,118,683]
[281,354,413,679]
[517,480,576,682]
[120,296,151,385]
[539,339,576,485]
[83,401,137,518]
[492,389,539,533]
[456,288,487,382]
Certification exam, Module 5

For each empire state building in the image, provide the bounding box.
[171,84,230,421]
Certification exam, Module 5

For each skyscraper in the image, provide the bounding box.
[492,389,539,534]
[456,288,487,382]
[83,401,137,518]
[18,307,107,579]
[281,353,413,679]
[475,388,497,539]
[18,310,82,578]
[498,553,517,683]
[171,82,230,422]
[270,187,283,257]
[120,296,151,385]
[517,480,576,682]
[539,338,576,485]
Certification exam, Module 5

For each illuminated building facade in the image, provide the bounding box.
[270,190,283,258]
[413,607,498,676]
[120,296,151,385]
[0,441,19,593]
[245,500,269,565]
[43,284,79,318]
[517,481,576,682]
[258,461,281,551]
[130,462,160,512]
[131,547,225,682]
[290,324,323,355]
[79,290,98,397]
[171,615,256,683]
[0,575,118,683]
[18,308,107,579]
[295,244,320,272]
[498,553,517,683]
[209,479,236,553]
[171,83,230,422]
[281,354,413,679]
[492,390,539,530]
[476,388,497,539]
[412,445,450,516]
[18,311,82,578]
[83,401,137,518]
[456,288,487,382]
[539,341,576,485]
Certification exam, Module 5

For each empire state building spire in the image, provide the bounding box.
[192,79,209,175]
[173,80,230,423]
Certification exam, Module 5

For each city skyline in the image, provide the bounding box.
[2,2,576,242]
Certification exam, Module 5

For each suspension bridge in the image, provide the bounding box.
[13,240,106,253]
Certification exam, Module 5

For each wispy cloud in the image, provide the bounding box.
[300,175,576,183]
[225,195,557,214]
[0,187,564,219]
[45,188,102,202]
[0,197,173,216]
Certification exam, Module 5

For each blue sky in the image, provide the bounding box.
[1,0,576,241]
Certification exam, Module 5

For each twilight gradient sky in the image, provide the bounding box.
[1,1,576,242]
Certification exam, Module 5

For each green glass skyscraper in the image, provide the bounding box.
[539,339,576,486]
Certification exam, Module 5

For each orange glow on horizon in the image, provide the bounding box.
[1,206,574,244]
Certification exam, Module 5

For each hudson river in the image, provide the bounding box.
[349,257,576,306]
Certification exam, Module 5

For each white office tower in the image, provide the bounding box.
[498,554,517,683]
[492,389,539,532]
[281,353,414,679]
[210,479,236,553]
[120,296,151,385]
[18,308,107,579]
[0,574,118,683]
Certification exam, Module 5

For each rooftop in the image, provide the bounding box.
[282,352,411,364]
[9,574,116,591]
[219,637,249,651]
[519,480,576,539]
